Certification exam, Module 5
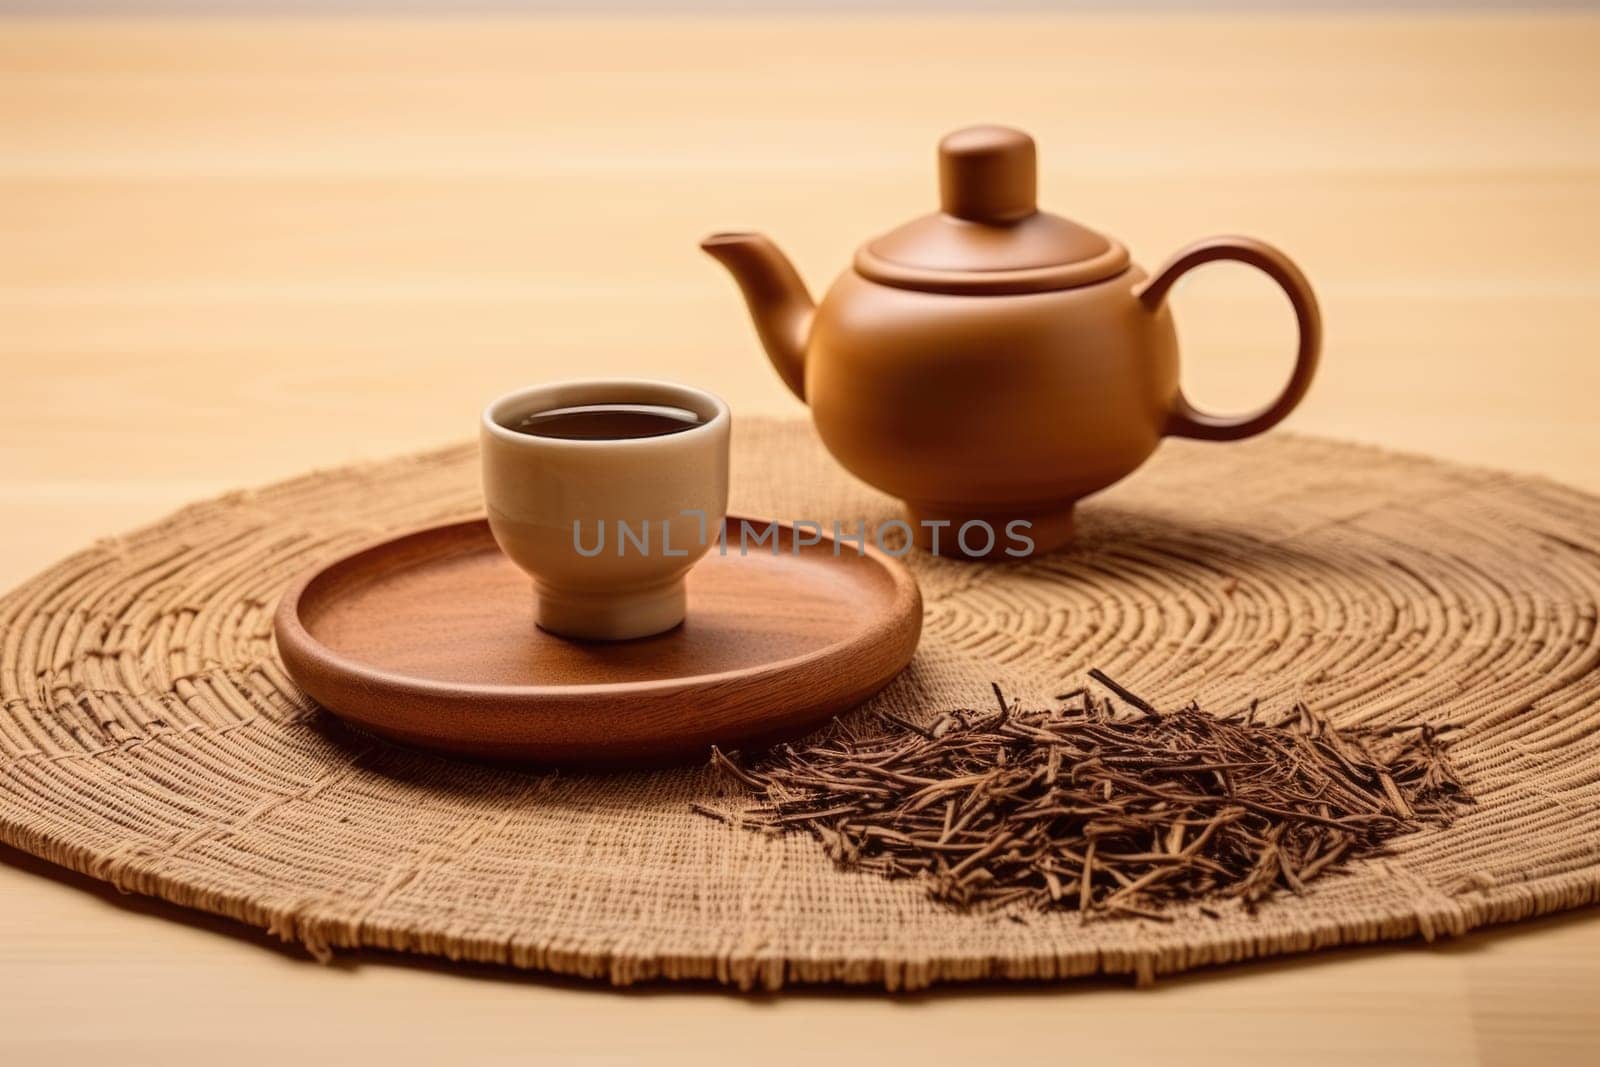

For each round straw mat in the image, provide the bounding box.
[2,419,1598,990]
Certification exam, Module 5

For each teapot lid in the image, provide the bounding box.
[854,126,1129,295]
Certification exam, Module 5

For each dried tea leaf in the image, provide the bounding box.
[700,674,1471,917]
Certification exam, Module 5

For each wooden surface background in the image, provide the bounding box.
[2,12,1598,1065]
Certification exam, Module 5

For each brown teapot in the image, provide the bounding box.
[703,125,1321,558]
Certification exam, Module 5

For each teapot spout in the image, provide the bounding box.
[701,232,814,402]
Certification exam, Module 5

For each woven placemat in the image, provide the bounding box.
[2,419,1598,989]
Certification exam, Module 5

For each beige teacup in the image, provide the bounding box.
[481,379,731,641]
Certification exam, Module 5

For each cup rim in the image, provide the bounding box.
[481,378,730,450]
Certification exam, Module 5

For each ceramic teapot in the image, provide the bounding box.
[702,125,1321,558]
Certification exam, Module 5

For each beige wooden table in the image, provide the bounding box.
[2,12,1598,1065]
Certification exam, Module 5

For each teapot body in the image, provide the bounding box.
[701,126,1322,558]
[806,267,1177,553]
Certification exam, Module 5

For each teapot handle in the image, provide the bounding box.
[1136,236,1322,442]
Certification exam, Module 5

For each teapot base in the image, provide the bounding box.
[905,502,1074,561]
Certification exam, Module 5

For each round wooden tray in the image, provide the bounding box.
[273,517,922,767]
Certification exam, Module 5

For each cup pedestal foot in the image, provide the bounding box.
[534,579,687,641]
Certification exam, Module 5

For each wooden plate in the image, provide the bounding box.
[273,518,921,767]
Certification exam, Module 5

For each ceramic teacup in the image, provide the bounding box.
[481,379,731,641]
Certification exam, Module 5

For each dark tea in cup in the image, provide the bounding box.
[511,403,705,442]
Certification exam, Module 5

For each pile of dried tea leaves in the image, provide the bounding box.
[699,671,1471,919]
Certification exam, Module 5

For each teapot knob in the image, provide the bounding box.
[939,125,1037,224]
